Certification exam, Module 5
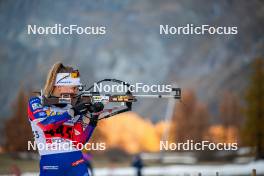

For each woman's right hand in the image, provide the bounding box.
[72,102,90,116]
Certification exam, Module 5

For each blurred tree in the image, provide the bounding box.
[170,90,209,143]
[243,58,264,159]
[208,125,238,143]
[219,91,242,142]
[4,89,33,152]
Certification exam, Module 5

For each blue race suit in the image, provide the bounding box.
[28,96,95,176]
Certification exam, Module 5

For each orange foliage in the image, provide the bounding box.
[155,121,174,142]
[93,113,239,154]
[96,112,161,154]
[208,125,238,143]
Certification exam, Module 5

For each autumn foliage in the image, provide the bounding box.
[4,89,33,152]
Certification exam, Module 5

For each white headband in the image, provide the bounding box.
[54,73,81,86]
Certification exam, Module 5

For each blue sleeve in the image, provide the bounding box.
[28,97,71,130]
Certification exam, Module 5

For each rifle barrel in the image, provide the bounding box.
[133,94,180,99]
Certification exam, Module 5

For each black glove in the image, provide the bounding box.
[72,102,91,116]
[87,102,104,127]
[88,102,104,113]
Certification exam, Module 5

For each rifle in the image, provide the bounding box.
[41,79,181,120]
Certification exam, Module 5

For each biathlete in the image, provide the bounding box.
[28,62,96,176]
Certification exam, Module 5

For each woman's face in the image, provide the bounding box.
[53,86,79,97]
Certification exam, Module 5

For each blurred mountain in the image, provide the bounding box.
[0,0,263,121]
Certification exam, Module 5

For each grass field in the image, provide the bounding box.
[0,153,131,175]
[0,154,39,174]
[1,153,264,176]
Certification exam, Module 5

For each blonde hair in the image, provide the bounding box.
[43,62,74,97]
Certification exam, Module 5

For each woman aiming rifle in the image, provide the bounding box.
[28,62,96,176]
